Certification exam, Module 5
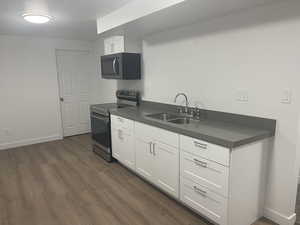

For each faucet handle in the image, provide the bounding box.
[192,107,201,119]
[177,107,183,114]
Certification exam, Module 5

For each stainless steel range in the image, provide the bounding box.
[90,90,139,162]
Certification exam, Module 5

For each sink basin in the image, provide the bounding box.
[168,117,200,125]
[146,112,202,125]
[146,112,180,121]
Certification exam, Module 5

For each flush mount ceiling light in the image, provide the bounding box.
[23,14,52,24]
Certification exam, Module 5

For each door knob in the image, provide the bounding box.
[60,97,64,102]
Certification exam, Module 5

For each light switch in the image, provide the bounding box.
[281,89,292,104]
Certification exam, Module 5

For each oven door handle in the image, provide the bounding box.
[91,114,110,123]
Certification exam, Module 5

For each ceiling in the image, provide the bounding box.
[101,0,284,39]
[0,0,132,41]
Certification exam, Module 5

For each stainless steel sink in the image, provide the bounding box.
[146,112,201,125]
[168,117,200,125]
[146,112,180,121]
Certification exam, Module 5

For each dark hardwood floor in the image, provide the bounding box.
[0,134,275,225]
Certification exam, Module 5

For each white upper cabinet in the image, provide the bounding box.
[104,36,125,55]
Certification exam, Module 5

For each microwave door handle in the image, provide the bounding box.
[112,58,116,73]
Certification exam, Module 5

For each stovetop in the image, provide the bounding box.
[90,103,133,116]
[90,90,140,116]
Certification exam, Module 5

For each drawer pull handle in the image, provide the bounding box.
[193,186,207,196]
[194,141,207,149]
[152,143,156,156]
[193,159,207,168]
[149,142,153,155]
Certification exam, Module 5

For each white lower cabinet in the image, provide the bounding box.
[180,136,229,225]
[135,137,155,183]
[111,116,135,171]
[111,116,269,225]
[180,151,229,197]
[135,121,179,198]
[111,128,121,160]
[180,177,228,225]
[153,141,179,198]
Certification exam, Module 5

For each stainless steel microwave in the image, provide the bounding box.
[100,53,141,80]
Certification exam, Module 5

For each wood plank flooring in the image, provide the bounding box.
[296,185,300,225]
[0,134,276,225]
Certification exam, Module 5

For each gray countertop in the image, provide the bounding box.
[110,102,276,149]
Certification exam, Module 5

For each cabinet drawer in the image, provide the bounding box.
[155,127,179,148]
[180,177,228,225]
[180,135,230,166]
[111,115,134,132]
[180,151,229,197]
[135,121,157,140]
[135,122,178,147]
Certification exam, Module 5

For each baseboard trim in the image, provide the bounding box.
[264,207,296,225]
[0,135,63,150]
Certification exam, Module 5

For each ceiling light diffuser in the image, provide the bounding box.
[23,14,52,24]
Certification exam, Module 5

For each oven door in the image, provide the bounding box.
[90,112,111,153]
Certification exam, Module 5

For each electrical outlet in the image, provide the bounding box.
[281,89,292,104]
[236,90,249,102]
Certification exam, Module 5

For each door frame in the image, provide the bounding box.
[55,48,91,138]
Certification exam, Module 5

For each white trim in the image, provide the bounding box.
[55,49,64,139]
[0,135,62,151]
[264,207,296,225]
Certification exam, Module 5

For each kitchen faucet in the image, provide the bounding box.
[174,93,189,113]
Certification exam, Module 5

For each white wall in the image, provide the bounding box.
[119,0,300,223]
[0,35,93,149]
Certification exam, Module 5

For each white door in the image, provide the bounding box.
[153,141,179,198]
[135,138,155,183]
[56,50,91,137]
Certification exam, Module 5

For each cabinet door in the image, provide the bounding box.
[120,131,135,171]
[135,137,155,183]
[111,128,135,170]
[153,141,179,198]
[104,36,124,55]
[113,36,125,53]
[104,37,113,55]
[111,128,121,160]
